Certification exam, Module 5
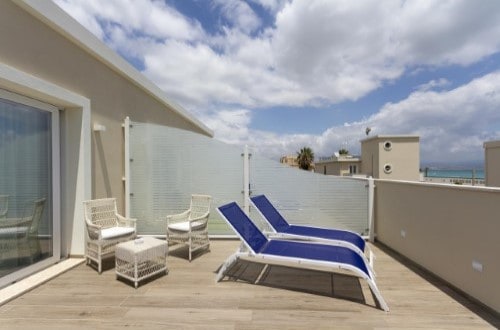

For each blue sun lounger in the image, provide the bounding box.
[250,194,374,267]
[216,202,389,312]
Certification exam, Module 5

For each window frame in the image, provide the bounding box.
[0,88,61,287]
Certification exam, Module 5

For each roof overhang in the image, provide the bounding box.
[13,0,213,137]
[360,135,420,143]
[483,140,500,149]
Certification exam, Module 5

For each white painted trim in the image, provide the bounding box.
[376,177,500,192]
[0,88,58,111]
[52,100,61,259]
[0,89,62,288]
[124,116,131,218]
[0,63,90,109]
[0,89,61,260]
[0,258,84,306]
[14,0,213,138]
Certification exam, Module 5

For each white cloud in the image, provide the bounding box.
[212,72,500,163]
[271,0,500,103]
[272,0,404,102]
[54,0,500,162]
[396,0,500,66]
[415,78,451,92]
[55,0,500,109]
[54,0,105,39]
[54,0,204,42]
[201,109,252,144]
[140,37,311,110]
[213,0,262,34]
[249,0,290,13]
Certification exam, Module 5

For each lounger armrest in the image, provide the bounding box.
[166,210,190,224]
[116,213,137,228]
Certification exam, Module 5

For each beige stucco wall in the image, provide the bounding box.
[484,140,500,187]
[361,136,420,181]
[361,139,379,177]
[318,160,360,176]
[0,1,210,213]
[375,180,500,313]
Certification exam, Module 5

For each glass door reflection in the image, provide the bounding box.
[0,97,53,277]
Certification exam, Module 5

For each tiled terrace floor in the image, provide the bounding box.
[0,240,498,329]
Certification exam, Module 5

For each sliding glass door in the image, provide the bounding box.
[0,89,59,286]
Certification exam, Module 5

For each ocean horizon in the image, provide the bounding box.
[422,168,485,179]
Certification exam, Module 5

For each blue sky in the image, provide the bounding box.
[54,0,500,165]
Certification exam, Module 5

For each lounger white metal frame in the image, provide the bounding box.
[216,202,389,312]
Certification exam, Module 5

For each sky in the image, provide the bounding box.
[53,0,500,166]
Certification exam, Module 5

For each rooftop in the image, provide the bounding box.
[0,240,498,329]
[360,134,420,143]
[316,153,361,163]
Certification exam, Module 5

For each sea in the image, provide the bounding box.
[420,160,485,179]
[423,169,484,179]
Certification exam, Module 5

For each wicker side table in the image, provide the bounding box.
[115,237,168,288]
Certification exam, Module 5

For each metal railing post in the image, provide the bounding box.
[123,116,131,217]
[243,145,250,215]
[368,176,375,243]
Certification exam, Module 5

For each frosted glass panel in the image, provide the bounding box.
[128,121,369,236]
[129,122,243,235]
[249,150,369,235]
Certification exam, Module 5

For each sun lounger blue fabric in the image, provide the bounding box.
[216,202,389,311]
[250,194,366,253]
[219,201,370,277]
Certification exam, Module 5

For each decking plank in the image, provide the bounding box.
[0,240,498,329]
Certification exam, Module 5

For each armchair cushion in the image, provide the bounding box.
[167,220,206,232]
[0,226,29,237]
[101,226,136,240]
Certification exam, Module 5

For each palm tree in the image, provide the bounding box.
[296,147,314,171]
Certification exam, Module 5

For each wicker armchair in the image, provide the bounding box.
[0,198,45,262]
[83,198,136,273]
[166,194,211,261]
[27,198,46,261]
[0,195,8,219]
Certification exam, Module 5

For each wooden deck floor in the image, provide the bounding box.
[0,240,498,329]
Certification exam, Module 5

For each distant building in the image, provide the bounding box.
[361,135,420,181]
[316,153,361,176]
[282,134,419,180]
[280,155,299,168]
[280,155,316,171]
[484,140,500,187]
